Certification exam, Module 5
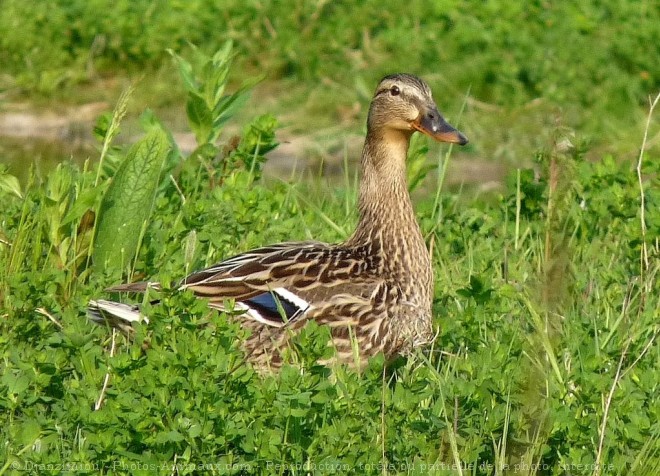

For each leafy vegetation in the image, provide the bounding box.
[1,40,659,475]
[1,0,659,163]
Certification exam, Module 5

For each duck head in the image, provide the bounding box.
[367,73,468,146]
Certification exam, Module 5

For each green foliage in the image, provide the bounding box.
[3,0,658,107]
[93,128,170,274]
[1,37,659,476]
[1,0,658,159]
[0,165,23,199]
[169,42,258,148]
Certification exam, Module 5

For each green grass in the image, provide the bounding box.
[1,44,659,475]
[1,0,659,166]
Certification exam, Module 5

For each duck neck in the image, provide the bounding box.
[348,129,422,251]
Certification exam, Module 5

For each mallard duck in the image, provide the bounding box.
[89,73,468,370]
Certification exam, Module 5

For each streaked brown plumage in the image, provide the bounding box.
[88,73,468,371]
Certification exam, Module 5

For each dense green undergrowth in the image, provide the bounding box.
[3,0,658,108]
[1,0,659,161]
[1,46,659,475]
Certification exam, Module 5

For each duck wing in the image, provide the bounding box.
[179,240,385,328]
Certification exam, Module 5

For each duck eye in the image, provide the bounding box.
[390,86,400,96]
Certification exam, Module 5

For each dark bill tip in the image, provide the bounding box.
[432,129,469,145]
[412,112,468,145]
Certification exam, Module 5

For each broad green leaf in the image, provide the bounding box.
[156,430,184,443]
[213,91,250,130]
[167,49,197,94]
[0,171,22,198]
[188,424,202,438]
[140,109,184,175]
[93,128,170,271]
[19,419,41,446]
[211,40,233,69]
[61,185,105,227]
[2,372,29,394]
[186,93,213,144]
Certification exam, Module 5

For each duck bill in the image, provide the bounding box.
[411,110,468,145]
